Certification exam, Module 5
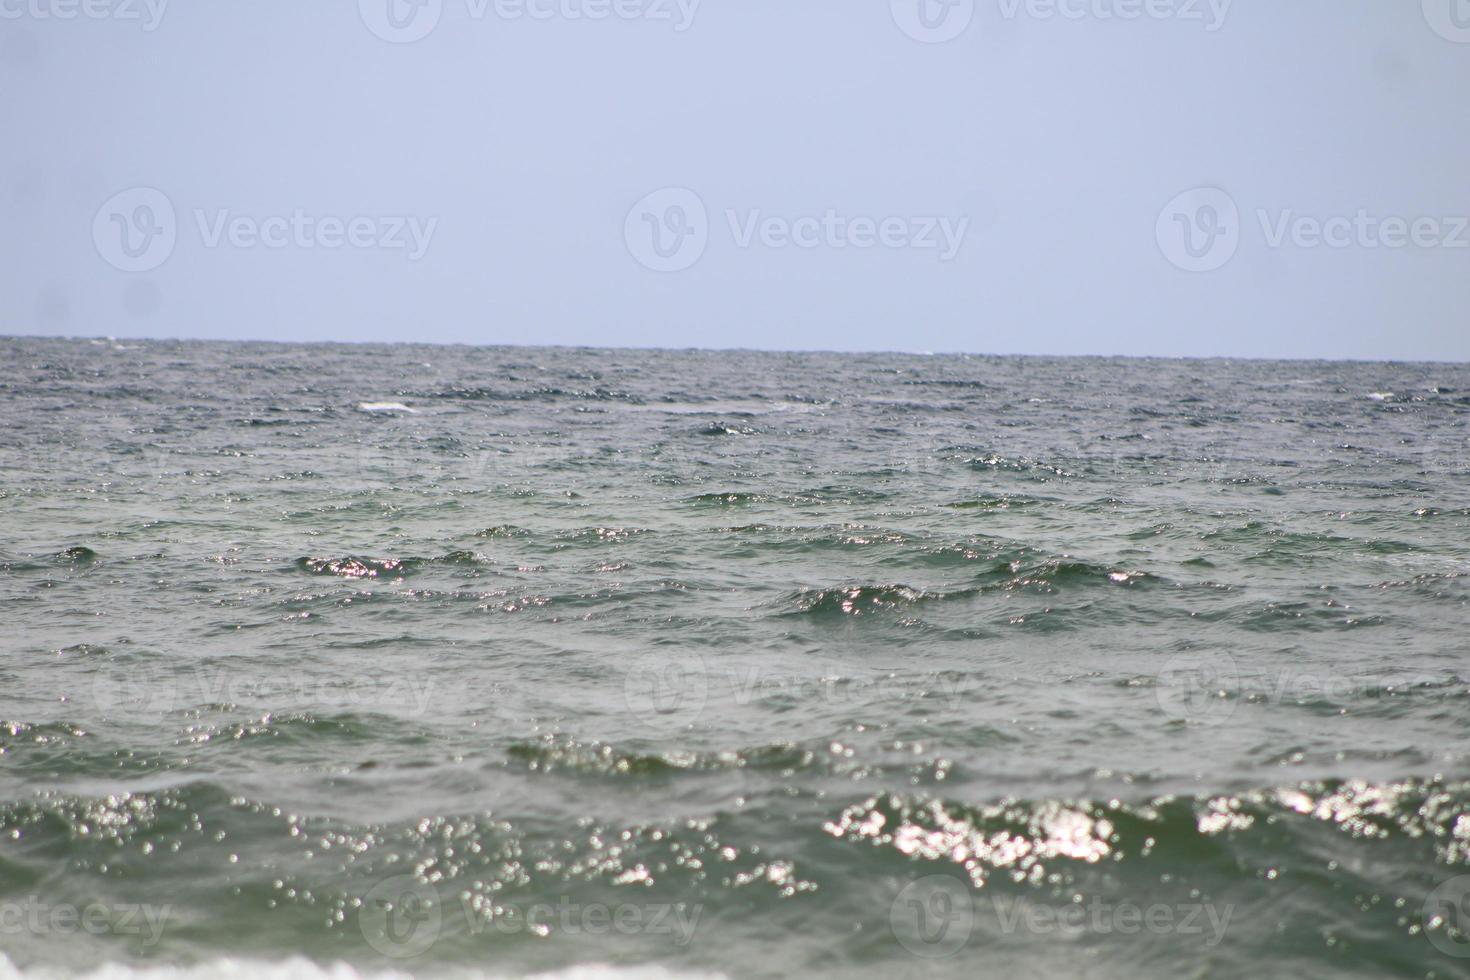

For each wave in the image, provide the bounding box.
[825,776,1470,886]
[694,422,757,437]
[682,492,772,507]
[685,486,893,506]
[356,402,416,414]
[0,956,722,980]
[779,562,1161,619]
[408,386,639,403]
[293,553,489,579]
[941,496,1039,511]
[505,737,817,778]
[783,584,965,617]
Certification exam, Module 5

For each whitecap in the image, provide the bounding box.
[0,955,723,980]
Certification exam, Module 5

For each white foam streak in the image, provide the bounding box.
[0,957,722,980]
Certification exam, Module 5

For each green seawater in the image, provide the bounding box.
[3,337,1470,978]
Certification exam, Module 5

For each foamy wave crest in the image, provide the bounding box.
[0,957,724,980]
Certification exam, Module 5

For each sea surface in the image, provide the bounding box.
[3,337,1470,978]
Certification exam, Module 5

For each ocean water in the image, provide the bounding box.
[3,336,1470,979]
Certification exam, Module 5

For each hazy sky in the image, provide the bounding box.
[3,0,1468,359]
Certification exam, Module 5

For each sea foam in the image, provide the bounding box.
[0,957,722,980]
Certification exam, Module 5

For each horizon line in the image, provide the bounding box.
[3,331,1467,368]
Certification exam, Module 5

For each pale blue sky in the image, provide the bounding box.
[3,0,1468,359]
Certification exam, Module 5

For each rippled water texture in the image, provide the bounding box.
[3,338,1470,977]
